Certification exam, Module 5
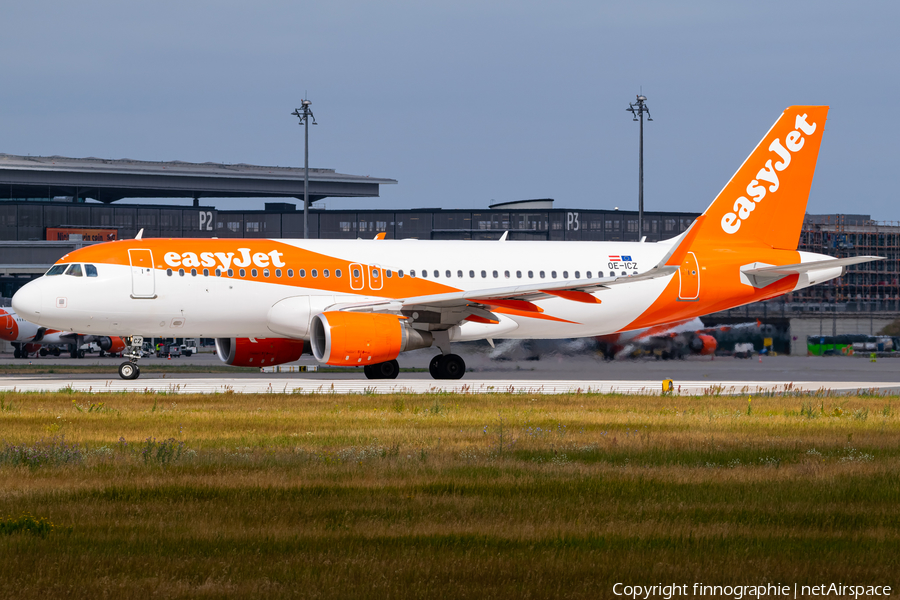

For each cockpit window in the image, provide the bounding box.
[85,264,98,277]
[65,264,83,277]
[46,264,67,276]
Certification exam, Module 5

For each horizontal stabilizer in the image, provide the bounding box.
[740,256,883,289]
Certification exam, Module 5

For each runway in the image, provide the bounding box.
[2,352,900,395]
[1,376,898,396]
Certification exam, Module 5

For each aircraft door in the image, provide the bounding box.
[677,252,700,301]
[369,264,384,291]
[128,249,156,299]
[349,263,365,290]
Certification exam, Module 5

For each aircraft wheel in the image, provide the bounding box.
[363,364,377,380]
[429,355,442,379]
[439,354,466,380]
[52,347,60,357]
[39,348,48,357]
[77,350,85,359]
[13,348,21,359]
[118,362,140,380]
[376,359,399,380]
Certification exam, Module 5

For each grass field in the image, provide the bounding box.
[1,389,898,599]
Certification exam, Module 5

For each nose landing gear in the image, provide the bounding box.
[117,335,144,380]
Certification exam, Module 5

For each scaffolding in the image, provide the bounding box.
[794,214,900,312]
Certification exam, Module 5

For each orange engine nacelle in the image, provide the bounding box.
[97,336,126,354]
[0,310,18,342]
[215,337,307,367]
[690,333,718,356]
[310,312,433,366]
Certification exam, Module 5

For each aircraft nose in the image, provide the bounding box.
[12,281,42,320]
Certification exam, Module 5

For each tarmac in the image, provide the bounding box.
[1,348,899,395]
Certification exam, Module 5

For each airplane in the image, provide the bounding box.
[595,318,762,360]
[10,105,884,380]
[0,307,126,359]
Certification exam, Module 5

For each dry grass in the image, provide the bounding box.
[0,390,898,599]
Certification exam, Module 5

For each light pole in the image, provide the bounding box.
[291,99,317,239]
[626,94,652,240]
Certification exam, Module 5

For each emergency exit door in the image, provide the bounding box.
[129,249,156,299]
[677,251,700,301]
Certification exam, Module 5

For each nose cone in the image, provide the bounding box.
[12,281,42,321]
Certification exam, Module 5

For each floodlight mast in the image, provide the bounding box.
[626,94,652,240]
[291,99,317,239]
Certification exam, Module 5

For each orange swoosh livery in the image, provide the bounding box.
[11,106,884,380]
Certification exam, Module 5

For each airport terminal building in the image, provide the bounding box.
[2,152,898,353]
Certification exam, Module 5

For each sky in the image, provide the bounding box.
[1,1,898,219]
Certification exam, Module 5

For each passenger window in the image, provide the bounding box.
[609,271,614,277]
[574,271,580,279]
[65,264,83,277]
[179,268,186,277]
[191,268,197,276]
[421,270,427,278]
[275,269,282,278]
[337,269,343,278]
[299,269,306,277]
[167,269,173,277]
[492,270,498,278]
[469,270,475,278]
[228,269,234,277]
[504,270,510,278]
[215,268,222,277]
[251,269,258,277]
[481,270,487,278]
[433,270,439,278]
[528,271,533,278]
[311,269,318,278]
[410,270,416,277]
[551,271,557,278]
[540,271,545,278]
[263,269,270,277]
[203,268,209,277]
[323,269,330,278]
[445,270,451,278]
[353,268,360,278]
[85,264,98,277]
[563,271,568,279]
[398,270,405,278]
[586,271,591,278]
[516,270,522,278]
[46,264,67,276]
[239,269,245,277]
[287,269,294,277]
[371,269,379,280]
[457,270,463,278]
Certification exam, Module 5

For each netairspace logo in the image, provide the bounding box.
[612,582,893,599]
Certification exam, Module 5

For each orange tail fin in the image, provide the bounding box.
[693,106,829,251]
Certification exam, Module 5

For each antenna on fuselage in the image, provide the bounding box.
[135,228,144,240]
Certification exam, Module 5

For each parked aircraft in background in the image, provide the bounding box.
[11,106,884,380]
[0,307,125,359]
[595,318,762,360]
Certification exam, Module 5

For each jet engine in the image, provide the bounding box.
[689,333,717,356]
[215,337,308,367]
[96,336,126,354]
[310,312,433,366]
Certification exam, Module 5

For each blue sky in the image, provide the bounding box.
[1,1,898,219]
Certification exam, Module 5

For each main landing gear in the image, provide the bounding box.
[429,354,466,379]
[363,359,400,380]
[118,335,144,380]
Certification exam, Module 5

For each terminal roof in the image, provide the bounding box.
[0,154,396,204]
